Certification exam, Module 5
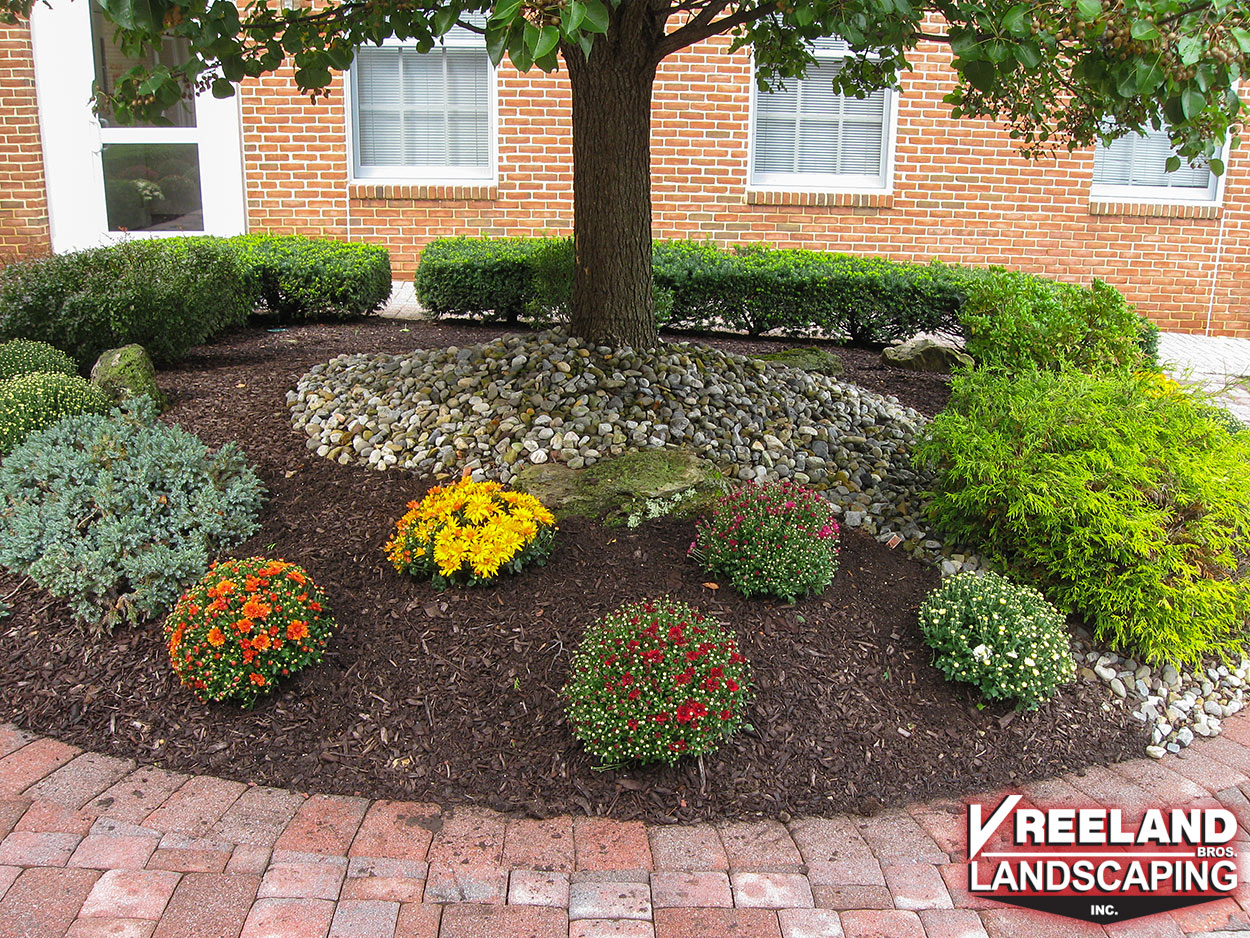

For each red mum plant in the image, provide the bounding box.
[691,480,840,602]
[163,557,334,707]
[563,598,752,767]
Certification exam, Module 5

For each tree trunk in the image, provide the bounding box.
[564,15,660,349]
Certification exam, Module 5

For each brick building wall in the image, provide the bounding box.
[0,24,52,264]
[2,25,1247,336]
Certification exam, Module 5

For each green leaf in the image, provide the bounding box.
[561,1,585,33]
[1165,155,1182,173]
[1233,27,1250,55]
[1013,41,1042,68]
[523,19,540,52]
[1074,0,1101,22]
[485,24,508,65]
[210,77,234,98]
[98,0,169,32]
[1135,59,1164,93]
[577,32,593,59]
[1209,157,1225,176]
[794,4,814,26]
[581,0,609,33]
[432,7,458,36]
[490,0,523,24]
[1002,4,1028,36]
[293,65,331,89]
[1115,66,1137,97]
[1177,35,1204,66]
[1129,20,1159,41]
[1182,88,1204,119]
[962,59,996,93]
[534,24,559,59]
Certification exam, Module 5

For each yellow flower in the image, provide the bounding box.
[433,527,470,577]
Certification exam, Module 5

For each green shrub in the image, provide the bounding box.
[415,236,967,344]
[563,597,752,766]
[165,557,334,707]
[416,237,548,323]
[692,480,841,602]
[0,238,251,367]
[959,270,1147,374]
[0,401,265,632]
[0,339,78,381]
[919,572,1076,711]
[0,372,110,456]
[231,234,391,321]
[917,367,1250,666]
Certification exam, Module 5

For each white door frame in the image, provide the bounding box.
[30,1,247,253]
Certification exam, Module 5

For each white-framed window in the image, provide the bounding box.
[1092,125,1222,203]
[349,16,495,182]
[749,37,896,192]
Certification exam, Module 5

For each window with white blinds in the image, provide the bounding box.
[1092,126,1218,202]
[750,37,893,190]
[350,18,494,180]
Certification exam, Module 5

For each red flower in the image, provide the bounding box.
[654,712,670,723]
[642,649,663,663]
[726,678,739,692]
[675,700,708,724]
[674,669,693,686]
[720,710,734,720]
[619,673,633,687]
[703,676,720,691]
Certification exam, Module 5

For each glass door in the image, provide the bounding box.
[31,0,245,252]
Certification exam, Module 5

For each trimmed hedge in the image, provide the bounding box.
[415,236,968,345]
[232,234,392,321]
[0,235,392,367]
[0,238,251,367]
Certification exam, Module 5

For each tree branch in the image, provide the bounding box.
[654,0,777,60]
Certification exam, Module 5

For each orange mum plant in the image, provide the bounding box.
[164,557,334,706]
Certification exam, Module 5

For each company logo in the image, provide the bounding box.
[966,795,1240,923]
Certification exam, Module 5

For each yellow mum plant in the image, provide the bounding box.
[385,476,557,588]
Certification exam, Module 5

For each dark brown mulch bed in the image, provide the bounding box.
[0,318,1144,822]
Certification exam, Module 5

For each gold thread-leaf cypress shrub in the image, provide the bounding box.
[916,367,1250,666]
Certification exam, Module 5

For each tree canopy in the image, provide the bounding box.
[4,0,1245,345]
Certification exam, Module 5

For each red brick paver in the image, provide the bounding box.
[0,738,80,798]
[0,866,99,938]
[502,816,575,873]
[151,872,261,938]
[653,907,783,938]
[142,776,247,839]
[24,753,137,811]
[574,818,653,871]
[349,799,440,860]
[274,794,370,856]
[438,903,567,937]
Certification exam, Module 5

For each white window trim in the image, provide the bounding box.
[1090,131,1226,206]
[746,47,898,194]
[347,29,498,185]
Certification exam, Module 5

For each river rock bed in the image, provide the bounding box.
[288,329,983,570]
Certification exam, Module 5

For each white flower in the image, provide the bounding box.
[972,643,991,662]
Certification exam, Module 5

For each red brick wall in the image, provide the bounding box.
[0,24,52,264]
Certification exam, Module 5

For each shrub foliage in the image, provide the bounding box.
[0,338,78,381]
[165,557,334,707]
[960,269,1152,374]
[0,402,265,632]
[0,238,251,367]
[917,368,1250,666]
[919,571,1076,711]
[415,236,966,345]
[0,372,111,456]
[232,234,392,321]
[693,480,840,602]
[563,597,752,766]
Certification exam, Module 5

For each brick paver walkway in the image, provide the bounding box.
[4,720,1250,937]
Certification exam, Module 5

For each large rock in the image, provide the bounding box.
[90,344,167,410]
[882,337,972,373]
[513,447,723,523]
[754,346,844,377]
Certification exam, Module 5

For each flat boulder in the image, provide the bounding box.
[754,346,844,377]
[882,336,972,373]
[90,344,167,410]
[513,447,723,523]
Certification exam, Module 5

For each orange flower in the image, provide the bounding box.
[233,618,254,634]
[245,576,262,592]
[209,598,229,613]
[308,601,322,613]
[259,562,284,577]
[288,569,307,585]
[286,620,309,641]
[252,632,271,651]
[242,598,271,619]
[217,579,237,595]
[207,627,226,648]
[185,604,200,617]
[250,673,266,686]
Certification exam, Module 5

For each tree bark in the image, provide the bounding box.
[564,9,660,348]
